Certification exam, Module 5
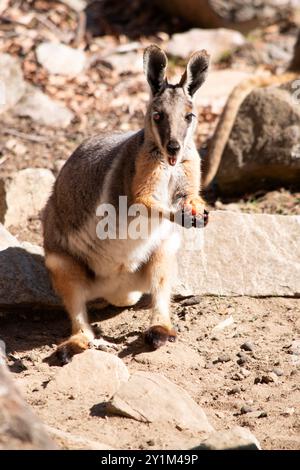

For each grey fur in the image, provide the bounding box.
[43,46,210,277]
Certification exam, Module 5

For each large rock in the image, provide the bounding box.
[4,168,55,229]
[0,224,59,308]
[166,28,245,63]
[47,350,129,406]
[0,357,56,450]
[157,0,292,32]
[0,53,26,114]
[36,42,86,76]
[177,210,300,297]
[195,426,261,450]
[215,83,300,194]
[106,51,143,74]
[107,371,214,434]
[14,84,74,128]
[198,69,252,110]
[45,425,115,450]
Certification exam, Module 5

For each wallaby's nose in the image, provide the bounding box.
[167,140,181,156]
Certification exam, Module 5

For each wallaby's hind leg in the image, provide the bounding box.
[45,252,116,364]
[143,241,177,349]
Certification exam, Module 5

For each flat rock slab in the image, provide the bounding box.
[47,350,129,406]
[1,208,299,311]
[177,210,300,297]
[0,223,59,308]
[195,426,261,450]
[166,28,245,63]
[107,371,214,434]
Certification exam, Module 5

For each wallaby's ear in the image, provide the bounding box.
[143,45,168,96]
[179,50,210,98]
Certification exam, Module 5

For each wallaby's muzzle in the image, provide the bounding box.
[167,139,180,166]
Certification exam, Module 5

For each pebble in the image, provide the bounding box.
[272,367,284,377]
[147,439,155,446]
[241,405,253,414]
[227,386,240,395]
[205,361,215,369]
[261,373,278,384]
[181,296,201,306]
[280,407,295,417]
[241,342,254,352]
[237,352,249,365]
[240,368,251,378]
[232,372,244,381]
[216,354,231,363]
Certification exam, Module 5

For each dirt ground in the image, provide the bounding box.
[1,295,299,450]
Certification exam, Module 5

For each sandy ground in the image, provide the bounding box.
[1,295,299,450]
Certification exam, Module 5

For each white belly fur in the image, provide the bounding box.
[67,214,181,304]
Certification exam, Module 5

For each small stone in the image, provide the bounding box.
[237,352,249,365]
[227,386,240,395]
[147,439,155,446]
[216,354,231,363]
[241,342,254,352]
[181,296,202,306]
[177,307,189,319]
[36,42,86,76]
[4,168,55,228]
[0,53,26,114]
[241,405,253,415]
[261,373,278,384]
[205,361,214,369]
[232,372,244,381]
[240,368,251,378]
[254,376,262,384]
[272,368,284,377]
[14,84,74,128]
[280,407,295,417]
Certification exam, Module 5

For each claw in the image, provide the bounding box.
[90,338,118,352]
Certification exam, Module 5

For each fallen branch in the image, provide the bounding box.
[1,128,51,143]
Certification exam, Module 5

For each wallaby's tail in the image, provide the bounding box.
[201,72,298,189]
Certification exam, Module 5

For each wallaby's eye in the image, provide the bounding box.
[153,111,164,122]
[185,113,195,123]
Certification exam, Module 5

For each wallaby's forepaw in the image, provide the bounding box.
[185,197,209,228]
[175,198,209,229]
[56,333,90,365]
[144,325,177,350]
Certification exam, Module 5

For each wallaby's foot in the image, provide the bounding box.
[91,337,119,352]
[144,325,177,350]
[56,334,118,364]
[56,332,90,365]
